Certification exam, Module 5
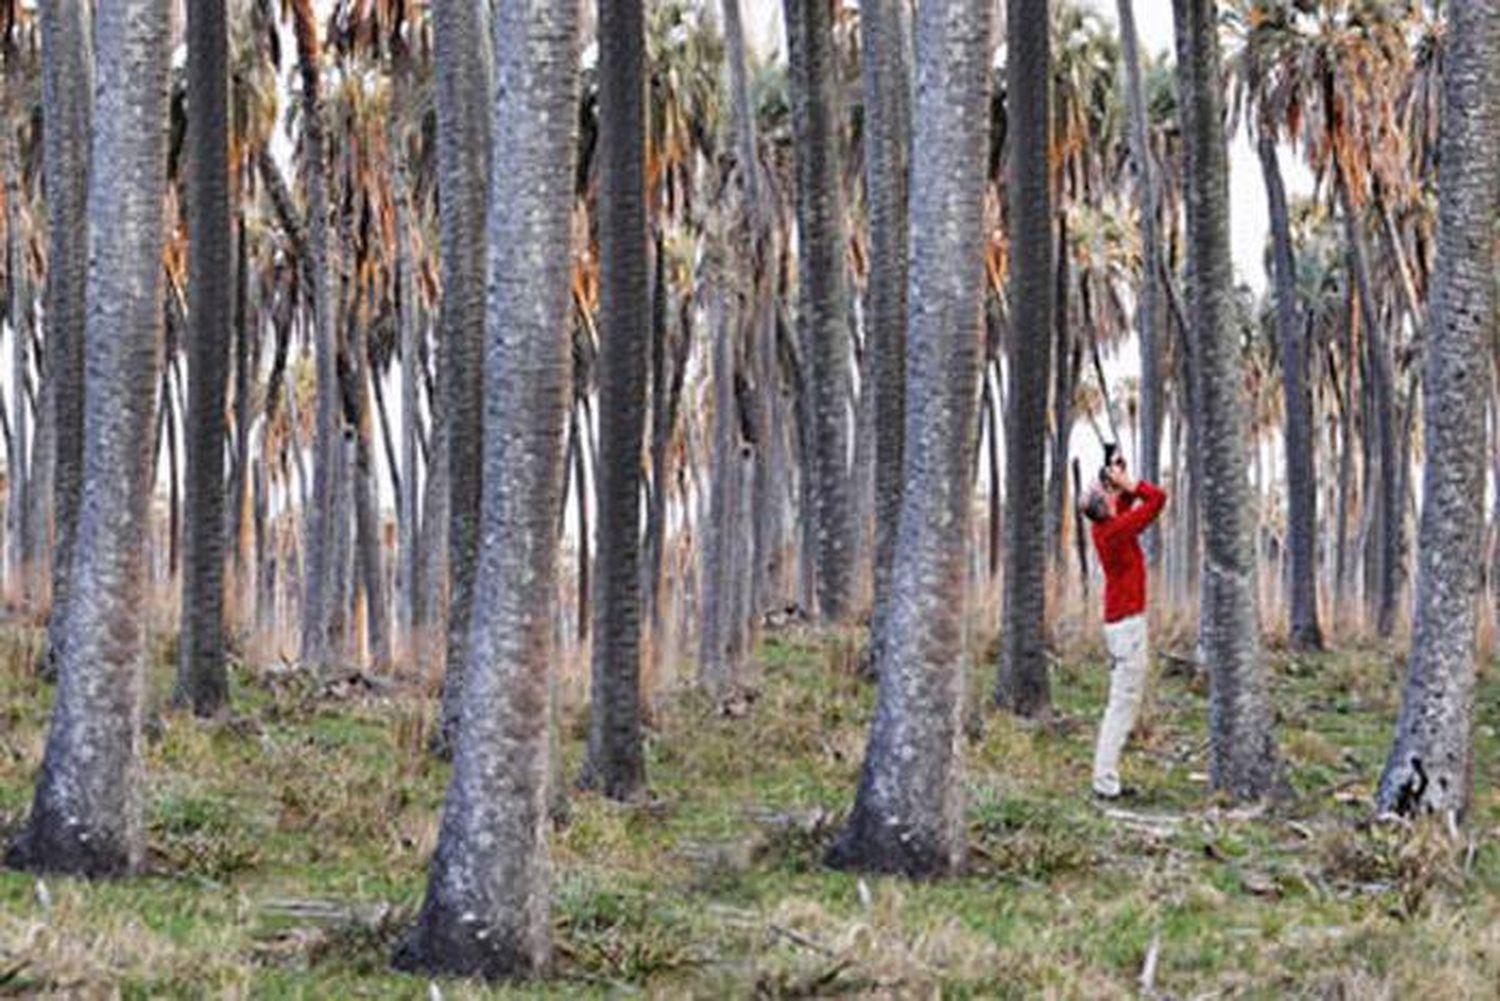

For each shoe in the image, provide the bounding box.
[1092,784,1139,802]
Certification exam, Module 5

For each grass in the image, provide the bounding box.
[3,621,1500,997]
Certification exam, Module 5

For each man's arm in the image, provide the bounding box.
[1099,481,1167,541]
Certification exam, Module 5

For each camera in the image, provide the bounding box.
[1098,442,1119,486]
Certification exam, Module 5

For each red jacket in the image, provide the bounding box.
[1091,481,1167,623]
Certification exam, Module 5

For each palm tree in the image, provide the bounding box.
[1231,1,1323,650]
[291,0,342,670]
[176,0,233,714]
[998,0,1053,718]
[1377,0,1498,821]
[860,0,911,676]
[431,0,493,755]
[393,0,582,979]
[5,0,173,876]
[1174,0,1282,801]
[581,0,649,800]
[827,0,993,878]
[784,0,856,624]
[1117,0,1163,552]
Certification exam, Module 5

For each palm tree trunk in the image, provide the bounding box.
[395,0,582,975]
[1377,2,1498,819]
[1336,163,1398,638]
[431,0,493,755]
[36,0,92,679]
[395,139,420,658]
[177,0,233,715]
[784,0,856,623]
[1,75,31,601]
[5,0,173,876]
[998,0,1054,718]
[1118,0,1163,560]
[856,0,915,640]
[291,0,340,670]
[827,0,993,876]
[1256,128,1322,650]
[1174,0,1282,801]
[228,212,255,626]
[580,0,649,800]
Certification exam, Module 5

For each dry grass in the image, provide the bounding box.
[2,619,1500,997]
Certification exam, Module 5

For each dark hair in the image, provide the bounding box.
[1082,489,1111,523]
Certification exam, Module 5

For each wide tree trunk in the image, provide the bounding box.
[177,0,233,715]
[1174,0,1282,801]
[1118,0,1163,560]
[291,0,341,670]
[997,0,1053,718]
[1377,0,1498,820]
[5,0,172,876]
[36,0,91,678]
[393,0,581,979]
[431,0,493,754]
[784,0,856,623]
[581,0,649,800]
[826,0,992,878]
[1256,129,1322,650]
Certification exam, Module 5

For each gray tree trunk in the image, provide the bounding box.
[1337,166,1398,638]
[998,0,1053,718]
[292,0,341,670]
[784,0,856,623]
[1117,0,1163,560]
[5,0,172,876]
[581,0,649,800]
[1174,0,1282,801]
[860,0,911,675]
[35,2,92,644]
[393,0,581,978]
[826,0,992,877]
[1,68,32,602]
[1377,0,1498,820]
[432,0,493,754]
[395,135,419,660]
[177,0,233,715]
[1256,127,1322,650]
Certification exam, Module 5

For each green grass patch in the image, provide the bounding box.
[1,623,1499,995]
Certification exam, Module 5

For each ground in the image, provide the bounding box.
[2,620,1499,998]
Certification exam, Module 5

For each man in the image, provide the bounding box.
[1081,444,1167,799]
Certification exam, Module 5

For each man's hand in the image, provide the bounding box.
[1107,464,1138,494]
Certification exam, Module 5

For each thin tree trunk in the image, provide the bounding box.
[177,0,233,714]
[827,0,992,876]
[291,0,340,670]
[998,0,1054,718]
[1337,164,1398,638]
[784,0,856,623]
[1118,0,1163,561]
[580,0,649,799]
[36,0,92,678]
[1,75,31,600]
[395,135,420,658]
[1256,125,1322,650]
[6,0,172,875]
[1377,2,1497,819]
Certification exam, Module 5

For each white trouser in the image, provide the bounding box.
[1093,613,1148,797]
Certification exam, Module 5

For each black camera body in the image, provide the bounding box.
[1098,442,1119,486]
